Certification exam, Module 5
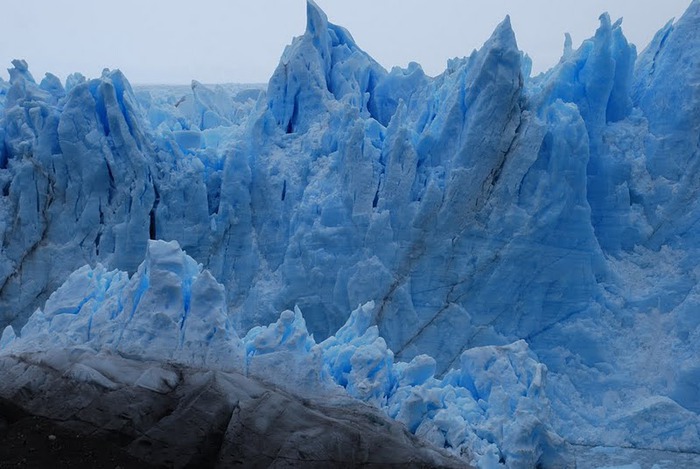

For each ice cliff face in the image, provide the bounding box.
[1,0,700,467]
[1,239,564,467]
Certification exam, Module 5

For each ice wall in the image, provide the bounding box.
[0,239,565,468]
[1,1,700,466]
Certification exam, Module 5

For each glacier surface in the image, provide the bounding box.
[1,0,700,467]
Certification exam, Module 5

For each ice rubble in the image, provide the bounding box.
[1,239,563,468]
[0,0,699,467]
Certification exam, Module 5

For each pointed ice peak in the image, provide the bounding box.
[331,301,376,343]
[495,15,514,39]
[612,17,623,30]
[96,68,133,96]
[0,325,16,351]
[486,15,518,53]
[306,0,329,38]
[144,239,200,279]
[470,14,520,74]
[596,12,613,38]
[303,0,333,81]
[563,33,573,57]
[39,73,66,100]
[677,0,700,28]
[10,59,28,72]
[65,72,86,93]
[8,59,35,84]
[245,305,315,356]
[502,14,512,28]
[690,0,700,14]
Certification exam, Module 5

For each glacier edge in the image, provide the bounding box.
[0,0,700,467]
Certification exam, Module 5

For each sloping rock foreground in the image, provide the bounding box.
[0,350,468,468]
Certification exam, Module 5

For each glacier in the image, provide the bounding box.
[1,239,563,467]
[1,0,700,467]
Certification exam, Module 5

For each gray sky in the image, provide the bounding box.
[0,0,692,85]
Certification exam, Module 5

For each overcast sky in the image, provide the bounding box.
[0,0,692,85]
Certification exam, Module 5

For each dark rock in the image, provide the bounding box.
[0,351,470,468]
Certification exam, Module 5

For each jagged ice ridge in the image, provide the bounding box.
[1,1,700,467]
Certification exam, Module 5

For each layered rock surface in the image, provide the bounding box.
[0,351,466,468]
